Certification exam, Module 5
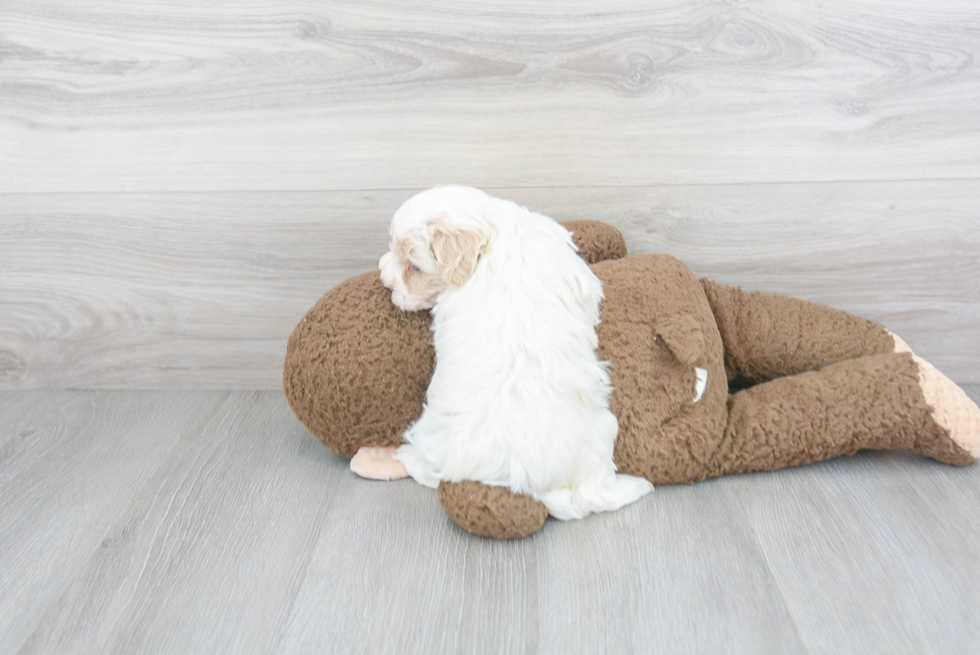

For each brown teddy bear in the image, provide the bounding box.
[283,220,980,539]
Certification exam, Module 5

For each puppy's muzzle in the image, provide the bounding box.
[379,251,395,292]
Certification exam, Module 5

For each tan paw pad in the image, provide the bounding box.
[914,355,980,459]
[888,330,913,354]
[350,446,410,480]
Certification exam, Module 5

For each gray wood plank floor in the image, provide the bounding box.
[2,388,979,654]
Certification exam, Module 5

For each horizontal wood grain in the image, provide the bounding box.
[2,0,979,192]
[512,182,980,378]
[0,191,393,389]
[2,180,977,389]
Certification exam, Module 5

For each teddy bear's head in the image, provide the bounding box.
[283,270,433,459]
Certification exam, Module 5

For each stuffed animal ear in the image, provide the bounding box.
[655,314,705,367]
[429,223,488,287]
[560,220,628,264]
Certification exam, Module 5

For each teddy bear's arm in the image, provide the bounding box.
[438,481,548,539]
[699,278,898,385]
[560,221,627,264]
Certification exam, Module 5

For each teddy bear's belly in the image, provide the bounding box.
[594,254,729,484]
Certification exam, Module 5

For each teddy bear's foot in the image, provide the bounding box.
[438,480,548,539]
[349,446,410,481]
[883,331,977,463]
[913,355,980,464]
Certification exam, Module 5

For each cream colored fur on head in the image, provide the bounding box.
[379,185,653,520]
[380,186,491,311]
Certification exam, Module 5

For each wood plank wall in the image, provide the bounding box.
[2,0,978,388]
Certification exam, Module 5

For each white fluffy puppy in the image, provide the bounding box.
[378,185,653,520]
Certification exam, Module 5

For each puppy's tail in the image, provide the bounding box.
[540,473,653,520]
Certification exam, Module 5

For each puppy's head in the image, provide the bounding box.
[380,186,492,311]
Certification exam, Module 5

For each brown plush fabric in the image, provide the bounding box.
[593,255,729,485]
[563,220,628,264]
[712,352,973,475]
[438,481,548,539]
[700,279,896,384]
[283,219,978,539]
[283,271,432,458]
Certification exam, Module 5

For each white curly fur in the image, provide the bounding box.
[379,185,652,520]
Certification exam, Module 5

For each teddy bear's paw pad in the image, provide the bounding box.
[350,446,410,480]
[889,330,914,354]
[914,355,980,461]
[438,480,547,539]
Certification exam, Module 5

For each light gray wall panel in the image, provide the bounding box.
[2,0,979,192]
[1,0,977,387]
[1,181,976,388]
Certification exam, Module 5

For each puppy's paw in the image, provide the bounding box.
[541,473,653,520]
[606,473,655,510]
[350,446,410,481]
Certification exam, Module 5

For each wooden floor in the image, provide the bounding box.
[2,387,979,654]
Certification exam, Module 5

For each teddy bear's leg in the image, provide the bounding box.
[709,352,979,478]
[700,279,899,384]
[712,353,980,475]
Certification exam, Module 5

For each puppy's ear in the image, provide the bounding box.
[429,224,488,287]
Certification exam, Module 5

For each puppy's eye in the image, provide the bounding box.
[408,262,420,273]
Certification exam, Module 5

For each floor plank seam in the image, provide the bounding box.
[730,480,814,655]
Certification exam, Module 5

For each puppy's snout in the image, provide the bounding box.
[379,251,394,291]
